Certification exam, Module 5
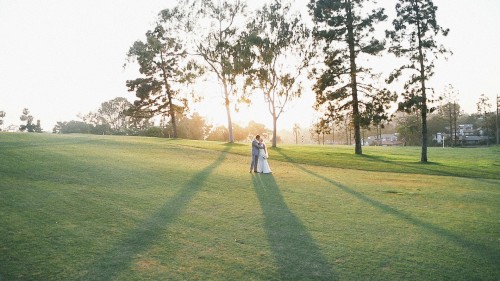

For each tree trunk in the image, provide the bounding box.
[345,123,349,145]
[377,125,380,145]
[272,114,277,147]
[166,88,177,138]
[349,126,352,145]
[160,50,177,139]
[170,114,177,138]
[223,81,234,143]
[496,95,499,145]
[453,102,458,146]
[420,90,428,161]
[416,4,428,162]
[448,102,453,147]
[345,1,362,155]
[332,123,335,145]
[484,113,489,146]
[267,91,279,148]
[164,84,177,138]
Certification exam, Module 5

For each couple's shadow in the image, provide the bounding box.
[251,173,335,280]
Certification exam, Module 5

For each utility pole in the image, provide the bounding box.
[496,94,499,145]
[453,101,458,146]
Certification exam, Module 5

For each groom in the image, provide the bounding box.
[250,135,261,173]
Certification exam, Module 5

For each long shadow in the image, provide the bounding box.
[80,147,230,280]
[362,153,462,178]
[252,174,336,280]
[361,153,500,181]
[276,149,499,266]
[361,153,500,189]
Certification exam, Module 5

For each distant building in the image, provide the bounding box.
[366,133,402,146]
[5,124,19,132]
[435,132,444,144]
[460,135,488,145]
[436,124,488,145]
[459,124,476,136]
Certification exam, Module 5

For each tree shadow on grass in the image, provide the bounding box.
[80,147,230,280]
[361,153,499,181]
[361,154,500,190]
[361,154,459,176]
[252,174,336,281]
[275,149,499,266]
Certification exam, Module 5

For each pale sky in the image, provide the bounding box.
[0,0,499,132]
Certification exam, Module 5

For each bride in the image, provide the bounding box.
[257,139,272,174]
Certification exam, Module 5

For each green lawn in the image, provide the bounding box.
[0,133,498,280]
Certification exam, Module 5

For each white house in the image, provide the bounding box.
[436,124,488,145]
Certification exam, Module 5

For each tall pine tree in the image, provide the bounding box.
[386,0,450,162]
[309,0,392,155]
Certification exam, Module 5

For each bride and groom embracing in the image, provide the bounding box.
[250,135,272,174]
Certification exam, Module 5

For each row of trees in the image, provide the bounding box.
[124,0,310,149]
[53,97,141,135]
[397,92,500,146]
[123,0,452,162]
[0,108,43,133]
[310,90,500,146]
[309,110,499,147]
[5,92,497,146]
[51,96,273,142]
[309,0,451,161]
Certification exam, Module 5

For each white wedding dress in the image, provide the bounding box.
[257,144,272,174]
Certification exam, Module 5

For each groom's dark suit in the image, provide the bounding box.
[250,139,260,172]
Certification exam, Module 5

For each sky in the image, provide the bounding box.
[0,0,499,132]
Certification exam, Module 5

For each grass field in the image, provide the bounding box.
[0,133,499,280]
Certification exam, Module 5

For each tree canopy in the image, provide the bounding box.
[245,0,312,147]
[126,7,203,138]
[181,0,253,143]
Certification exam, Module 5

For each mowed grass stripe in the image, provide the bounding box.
[0,133,499,280]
